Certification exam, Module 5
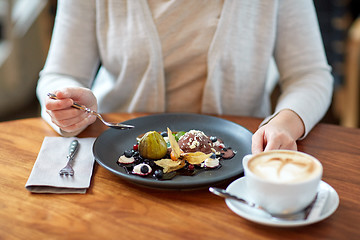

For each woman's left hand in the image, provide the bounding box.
[251,109,305,154]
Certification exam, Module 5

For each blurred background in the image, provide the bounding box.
[0,0,56,121]
[0,0,359,128]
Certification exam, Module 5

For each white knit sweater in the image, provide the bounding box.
[37,0,333,137]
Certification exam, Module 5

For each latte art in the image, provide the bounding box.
[248,152,322,183]
[243,150,323,214]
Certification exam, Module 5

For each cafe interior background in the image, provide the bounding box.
[0,0,359,128]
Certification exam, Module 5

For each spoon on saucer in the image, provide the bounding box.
[47,93,134,130]
[209,187,317,221]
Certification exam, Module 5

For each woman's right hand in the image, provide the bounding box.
[45,87,98,134]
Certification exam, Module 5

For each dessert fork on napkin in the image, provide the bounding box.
[25,137,96,194]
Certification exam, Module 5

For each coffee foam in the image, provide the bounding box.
[247,152,321,183]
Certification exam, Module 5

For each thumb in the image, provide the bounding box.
[55,87,85,102]
[251,128,265,154]
[55,87,97,110]
[54,88,73,99]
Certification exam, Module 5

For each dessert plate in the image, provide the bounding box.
[93,113,252,190]
[225,177,339,227]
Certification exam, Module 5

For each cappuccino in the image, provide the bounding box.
[248,151,322,183]
[243,150,323,214]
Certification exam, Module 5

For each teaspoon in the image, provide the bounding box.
[209,187,316,221]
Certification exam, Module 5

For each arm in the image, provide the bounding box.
[36,0,100,135]
[252,0,333,153]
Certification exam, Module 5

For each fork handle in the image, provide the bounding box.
[72,102,95,115]
[68,140,79,159]
[47,93,95,115]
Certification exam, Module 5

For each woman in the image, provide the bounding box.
[37,0,333,154]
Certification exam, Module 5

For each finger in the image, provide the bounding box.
[52,112,95,130]
[264,132,297,152]
[54,89,72,99]
[264,141,281,152]
[60,115,96,133]
[45,94,73,111]
[252,129,265,154]
[47,107,83,121]
[263,132,282,152]
[56,88,87,103]
[278,140,297,151]
[264,137,282,152]
[51,111,89,128]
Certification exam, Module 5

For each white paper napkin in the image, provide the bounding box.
[25,137,96,194]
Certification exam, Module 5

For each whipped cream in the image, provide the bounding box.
[132,163,152,176]
[118,155,135,164]
[202,156,220,168]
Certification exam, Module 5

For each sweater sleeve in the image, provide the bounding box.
[36,0,99,135]
[262,0,334,139]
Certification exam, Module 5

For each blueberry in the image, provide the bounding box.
[210,136,217,142]
[140,165,149,174]
[124,150,133,158]
[154,169,163,179]
[160,131,168,137]
[210,153,216,159]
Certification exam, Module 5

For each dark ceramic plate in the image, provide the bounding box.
[93,113,252,190]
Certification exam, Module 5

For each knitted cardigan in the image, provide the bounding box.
[37,0,333,136]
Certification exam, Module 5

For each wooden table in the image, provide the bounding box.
[0,113,359,240]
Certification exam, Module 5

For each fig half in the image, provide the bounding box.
[138,131,167,159]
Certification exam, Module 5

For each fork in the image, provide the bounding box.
[59,140,79,176]
[47,93,134,130]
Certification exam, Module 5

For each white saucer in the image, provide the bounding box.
[225,177,339,227]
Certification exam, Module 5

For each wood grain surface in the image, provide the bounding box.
[0,113,359,240]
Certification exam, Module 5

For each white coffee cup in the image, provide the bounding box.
[242,150,323,215]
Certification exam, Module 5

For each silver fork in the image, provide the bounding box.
[47,93,134,130]
[59,140,79,176]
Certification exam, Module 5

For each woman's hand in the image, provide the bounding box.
[251,109,305,154]
[45,87,98,134]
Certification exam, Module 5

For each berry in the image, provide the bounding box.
[160,131,168,137]
[140,165,149,174]
[133,144,139,151]
[210,136,217,142]
[188,164,195,171]
[124,150,133,158]
[154,169,163,179]
[210,153,216,159]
